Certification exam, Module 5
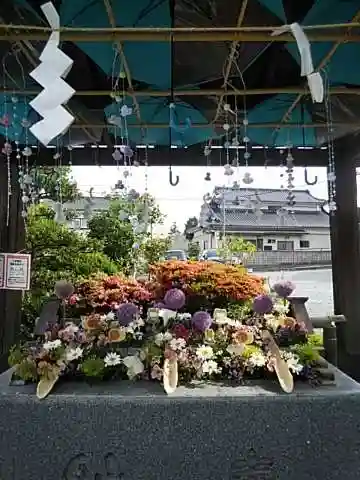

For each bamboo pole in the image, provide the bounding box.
[67,122,360,129]
[4,87,360,97]
[273,10,360,136]
[1,27,360,42]
[212,0,248,125]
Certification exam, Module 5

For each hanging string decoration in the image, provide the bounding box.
[29,2,75,146]
[324,75,336,213]
[271,23,324,103]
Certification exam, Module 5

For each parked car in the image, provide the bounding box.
[164,249,187,261]
[199,249,242,265]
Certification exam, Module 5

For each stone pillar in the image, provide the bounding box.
[331,137,360,379]
[0,161,25,372]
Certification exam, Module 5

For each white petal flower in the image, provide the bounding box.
[159,309,177,327]
[123,355,144,379]
[106,311,115,321]
[226,344,245,356]
[248,352,266,368]
[104,352,122,367]
[196,345,214,360]
[65,347,83,362]
[43,339,62,351]
[169,338,186,351]
[202,360,220,375]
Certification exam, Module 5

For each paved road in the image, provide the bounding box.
[256,269,333,317]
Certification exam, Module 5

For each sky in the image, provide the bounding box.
[71,165,332,234]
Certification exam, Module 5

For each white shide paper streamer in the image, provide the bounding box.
[29,2,75,146]
[272,23,324,103]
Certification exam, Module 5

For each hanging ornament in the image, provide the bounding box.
[120,145,134,158]
[204,145,211,156]
[223,103,231,112]
[232,181,240,189]
[224,164,234,176]
[203,193,211,203]
[2,142,12,155]
[204,172,211,181]
[0,114,10,127]
[21,118,31,128]
[114,180,125,190]
[29,2,75,145]
[123,170,130,178]
[120,105,132,117]
[242,172,254,184]
[232,137,239,147]
[108,115,122,127]
[22,146,33,157]
[223,123,230,131]
[112,149,122,162]
[133,160,140,167]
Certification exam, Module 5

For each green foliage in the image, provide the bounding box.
[291,343,321,364]
[187,241,201,259]
[31,166,79,203]
[22,204,119,336]
[81,357,105,378]
[308,332,323,347]
[15,359,38,382]
[87,196,165,274]
[8,345,24,367]
[184,216,198,234]
[217,236,257,261]
[227,300,253,320]
[140,236,171,266]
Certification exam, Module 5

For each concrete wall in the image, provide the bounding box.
[245,250,332,268]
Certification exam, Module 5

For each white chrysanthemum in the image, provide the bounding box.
[43,339,62,351]
[281,351,303,374]
[65,347,83,362]
[105,311,115,321]
[196,345,214,360]
[248,352,266,368]
[178,313,192,321]
[169,337,186,351]
[154,332,173,346]
[123,355,144,379]
[202,360,220,375]
[273,301,289,315]
[104,352,122,367]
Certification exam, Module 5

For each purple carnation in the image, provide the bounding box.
[253,294,273,315]
[164,288,186,310]
[116,302,139,326]
[273,280,295,298]
[192,311,212,332]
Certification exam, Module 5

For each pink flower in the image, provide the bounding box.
[151,364,163,380]
[164,348,177,360]
[68,295,78,305]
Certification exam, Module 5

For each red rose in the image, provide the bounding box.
[172,324,190,340]
[68,295,78,305]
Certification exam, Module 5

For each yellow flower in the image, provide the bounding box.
[232,327,254,345]
[204,329,215,343]
[108,327,126,343]
[82,314,102,331]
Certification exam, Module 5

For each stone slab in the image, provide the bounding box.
[0,367,360,479]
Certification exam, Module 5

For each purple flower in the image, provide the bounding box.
[192,311,212,332]
[273,280,295,298]
[253,294,273,315]
[120,145,134,158]
[153,302,166,309]
[116,302,139,326]
[164,288,186,310]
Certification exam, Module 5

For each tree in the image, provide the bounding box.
[184,216,198,234]
[140,236,172,266]
[29,166,80,203]
[87,194,166,275]
[187,241,201,259]
[217,236,256,263]
[169,222,180,236]
[22,204,119,336]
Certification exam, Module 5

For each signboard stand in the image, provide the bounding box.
[0,253,31,291]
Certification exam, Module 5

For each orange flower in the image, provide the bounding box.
[232,327,254,345]
[107,327,126,343]
[82,314,102,331]
[284,317,296,328]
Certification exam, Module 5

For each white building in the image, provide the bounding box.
[190,187,330,252]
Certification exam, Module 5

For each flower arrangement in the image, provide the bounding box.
[149,260,264,313]
[9,280,323,399]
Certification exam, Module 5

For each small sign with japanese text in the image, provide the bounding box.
[0,253,31,290]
